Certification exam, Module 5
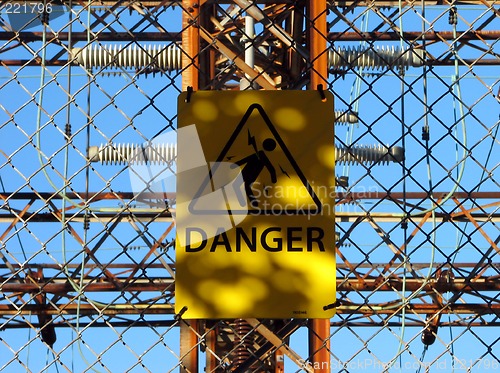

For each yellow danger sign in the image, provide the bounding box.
[175,90,336,319]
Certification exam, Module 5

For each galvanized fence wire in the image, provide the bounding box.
[0,0,499,372]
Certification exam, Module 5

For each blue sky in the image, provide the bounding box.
[0,2,499,372]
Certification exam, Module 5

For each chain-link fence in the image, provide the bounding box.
[0,0,499,372]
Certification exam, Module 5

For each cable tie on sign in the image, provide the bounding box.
[185,86,193,103]
[323,299,341,311]
[317,84,326,102]
[174,306,188,320]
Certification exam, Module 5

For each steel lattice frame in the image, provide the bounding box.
[0,0,499,372]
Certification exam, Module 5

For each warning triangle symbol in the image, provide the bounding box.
[188,104,323,216]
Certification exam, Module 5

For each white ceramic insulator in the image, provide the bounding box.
[89,142,403,166]
[88,143,177,165]
[329,46,425,70]
[72,44,182,72]
[335,144,404,165]
[335,110,359,125]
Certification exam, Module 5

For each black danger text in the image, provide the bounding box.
[184,226,325,252]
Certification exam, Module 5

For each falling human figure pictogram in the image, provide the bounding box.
[185,103,323,215]
[232,138,278,206]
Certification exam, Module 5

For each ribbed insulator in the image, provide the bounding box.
[334,110,359,125]
[231,319,252,370]
[88,143,177,165]
[335,144,404,165]
[329,46,424,71]
[89,142,403,166]
[72,44,182,72]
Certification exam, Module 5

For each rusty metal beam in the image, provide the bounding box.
[0,260,492,270]
[2,30,500,43]
[1,276,499,293]
[0,278,174,293]
[337,303,500,315]
[245,318,313,373]
[453,198,500,256]
[0,303,175,315]
[337,277,500,292]
[2,318,499,329]
[198,26,277,90]
[0,302,498,316]
[334,212,500,223]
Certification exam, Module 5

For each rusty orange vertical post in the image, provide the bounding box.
[309,0,329,87]
[275,348,285,373]
[182,0,200,91]
[308,1,331,373]
[205,323,218,373]
[180,2,200,372]
[180,320,199,373]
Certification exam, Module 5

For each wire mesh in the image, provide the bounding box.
[0,0,499,372]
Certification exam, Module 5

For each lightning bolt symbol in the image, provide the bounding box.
[248,129,257,152]
[280,165,290,178]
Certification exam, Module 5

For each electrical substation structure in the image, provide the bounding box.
[0,0,499,372]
